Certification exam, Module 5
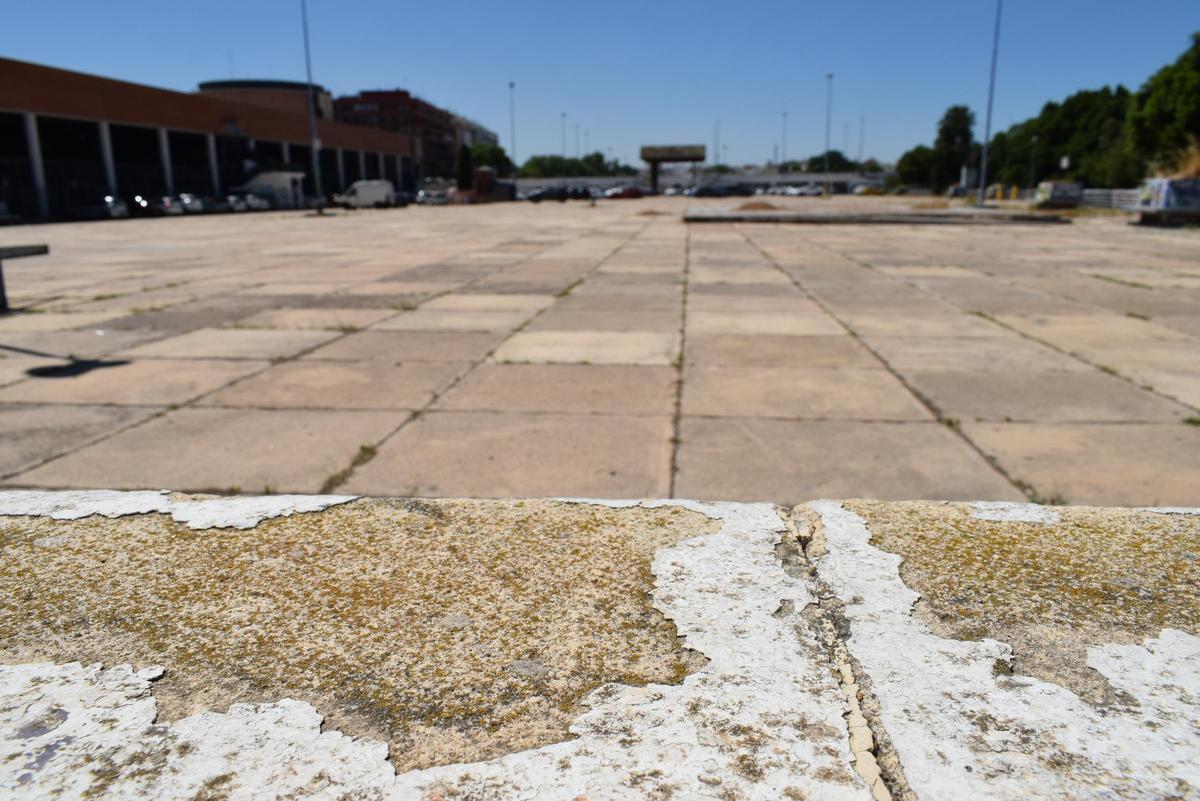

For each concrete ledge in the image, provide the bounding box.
[684,207,1072,225]
[1,491,1196,800]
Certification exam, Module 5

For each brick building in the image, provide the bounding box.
[0,58,414,218]
[334,90,458,183]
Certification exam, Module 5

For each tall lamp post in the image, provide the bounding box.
[300,0,324,210]
[978,0,1003,206]
[508,81,516,175]
[823,73,834,195]
[781,111,788,167]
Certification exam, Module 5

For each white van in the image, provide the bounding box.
[334,180,397,209]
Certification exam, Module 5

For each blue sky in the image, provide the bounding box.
[6,1,1198,164]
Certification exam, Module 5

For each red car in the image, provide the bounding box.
[604,185,644,199]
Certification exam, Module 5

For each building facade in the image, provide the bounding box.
[0,58,414,219]
[334,90,496,184]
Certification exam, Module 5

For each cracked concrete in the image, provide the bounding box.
[1,490,1197,799]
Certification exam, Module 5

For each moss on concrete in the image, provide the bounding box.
[845,501,1200,705]
[0,497,716,771]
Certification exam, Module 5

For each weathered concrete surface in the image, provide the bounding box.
[2,201,1198,504]
[2,490,1197,800]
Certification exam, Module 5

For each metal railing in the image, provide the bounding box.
[1081,188,1139,209]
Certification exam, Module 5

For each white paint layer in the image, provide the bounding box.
[0,490,356,529]
[809,500,1200,801]
[0,500,871,800]
[968,501,1061,524]
[391,500,870,799]
[0,662,393,800]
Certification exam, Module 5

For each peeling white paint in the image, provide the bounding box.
[0,499,872,800]
[391,500,871,800]
[0,662,394,800]
[968,501,1061,524]
[809,500,1200,801]
[0,490,356,530]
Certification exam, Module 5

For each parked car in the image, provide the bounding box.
[334,179,397,209]
[689,184,732,198]
[149,195,184,216]
[568,185,595,200]
[416,189,449,205]
[604,186,644,199]
[178,193,206,213]
[227,192,271,211]
[526,186,569,203]
[71,195,129,220]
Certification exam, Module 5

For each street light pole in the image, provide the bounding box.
[781,111,788,167]
[857,116,865,172]
[824,73,833,195]
[508,81,516,174]
[300,0,324,211]
[978,0,1003,206]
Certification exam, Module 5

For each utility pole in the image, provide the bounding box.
[978,0,1003,206]
[560,112,567,184]
[508,81,516,173]
[824,73,833,194]
[300,0,324,210]
[714,120,721,168]
[781,111,788,165]
[857,116,865,172]
[574,123,580,158]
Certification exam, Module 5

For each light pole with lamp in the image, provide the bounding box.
[781,111,788,167]
[300,0,324,211]
[823,73,833,195]
[978,0,1003,206]
[508,81,516,176]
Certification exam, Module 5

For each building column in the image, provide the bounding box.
[23,113,48,218]
[98,121,118,197]
[336,148,345,190]
[206,133,220,196]
[357,150,366,180]
[281,141,291,165]
[377,152,385,180]
[158,127,175,196]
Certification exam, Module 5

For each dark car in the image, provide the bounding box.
[70,195,129,220]
[527,186,569,203]
[568,185,593,200]
[689,184,732,198]
[604,186,644,199]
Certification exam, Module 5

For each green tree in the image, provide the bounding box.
[895,145,933,186]
[470,143,514,178]
[1126,32,1200,172]
[806,150,855,172]
[455,144,474,189]
[931,105,976,192]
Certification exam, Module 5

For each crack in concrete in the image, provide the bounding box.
[781,507,916,801]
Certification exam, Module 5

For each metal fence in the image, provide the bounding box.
[1081,188,1139,209]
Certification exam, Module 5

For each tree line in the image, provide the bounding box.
[454,143,639,187]
[895,32,1200,191]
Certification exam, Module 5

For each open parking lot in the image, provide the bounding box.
[2,197,1198,505]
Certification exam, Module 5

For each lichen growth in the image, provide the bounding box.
[0,498,717,771]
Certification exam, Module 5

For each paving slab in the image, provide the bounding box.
[685,334,879,368]
[962,421,1200,506]
[0,405,160,477]
[118,328,340,360]
[421,293,556,312]
[675,418,1020,503]
[234,307,395,330]
[493,330,679,366]
[0,312,122,332]
[524,308,680,333]
[0,358,268,406]
[688,311,844,336]
[302,330,502,363]
[0,329,169,359]
[683,366,931,420]
[904,369,1192,422]
[200,360,466,410]
[863,335,1088,372]
[344,412,674,497]
[841,313,1008,338]
[435,363,677,415]
[9,408,407,494]
[373,309,533,333]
